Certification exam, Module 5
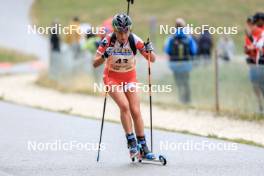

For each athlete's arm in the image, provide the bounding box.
[93,36,111,68]
[140,50,156,63]
[133,34,156,62]
[93,53,105,68]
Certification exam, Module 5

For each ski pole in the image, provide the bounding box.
[97,57,110,162]
[126,0,134,15]
[146,38,153,152]
[97,90,108,162]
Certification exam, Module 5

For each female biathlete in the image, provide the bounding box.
[93,13,155,159]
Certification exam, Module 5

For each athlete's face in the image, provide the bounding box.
[115,30,130,44]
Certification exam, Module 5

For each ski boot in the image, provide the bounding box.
[126,133,139,162]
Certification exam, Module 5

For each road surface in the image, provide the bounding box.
[0,101,264,176]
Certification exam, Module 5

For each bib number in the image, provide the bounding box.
[115,58,128,64]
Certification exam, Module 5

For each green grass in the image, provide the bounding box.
[31,0,264,52]
[0,48,37,63]
[134,58,264,120]
[36,72,100,95]
[207,134,264,148]
[36,60,264,121]
[151,61,264,120]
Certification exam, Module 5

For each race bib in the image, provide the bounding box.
[108,47,136,72]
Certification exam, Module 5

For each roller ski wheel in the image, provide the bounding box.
[130,151,139,162]
[138,145,167,166]
[140,153,167,166]
[159,155,167,166]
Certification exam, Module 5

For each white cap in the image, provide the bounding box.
[175,18,186,27]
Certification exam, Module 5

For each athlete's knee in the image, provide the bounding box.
[130,107,141,120]
[119,102,130,114]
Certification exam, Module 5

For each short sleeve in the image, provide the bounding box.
[132,34,145,51]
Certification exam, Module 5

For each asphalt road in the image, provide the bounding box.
[0,101,264,176]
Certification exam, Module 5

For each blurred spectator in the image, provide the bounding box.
[164,18,198,104]
[80,23,92,46]
[49,19,61,80]
[217,35,235,62]
[198,29,213,62]
[65,16,81,59]
[82,32,100,54]
[253,12,264,58]
[50,19,61,52]
[99,17,113,39]
[244,14,264,112]
[82,31,102,82]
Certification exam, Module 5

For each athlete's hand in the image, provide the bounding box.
[100,38,108,47]
[103,47,114,59]
[144,41,154,52]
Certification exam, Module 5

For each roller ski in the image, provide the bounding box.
[137,136,167,166]
[127,135,167,166]
[137,147,167,166]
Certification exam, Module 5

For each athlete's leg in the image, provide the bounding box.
[124,86,153,156]
[124,85,144,137]
[109,88,133,134]
[109,86,139,157]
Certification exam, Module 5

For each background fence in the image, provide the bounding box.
[48,45,263,118]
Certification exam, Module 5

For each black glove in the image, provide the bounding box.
[103,47,114,59]
[144,41,154,52]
